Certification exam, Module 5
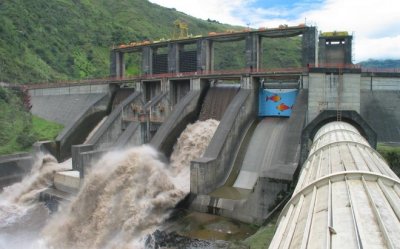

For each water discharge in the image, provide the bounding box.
[0,154,70,249]
[0,119,219,249]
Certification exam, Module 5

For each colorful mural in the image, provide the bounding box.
[258,89,298,117]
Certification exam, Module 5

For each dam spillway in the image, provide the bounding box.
[0,120,220,248]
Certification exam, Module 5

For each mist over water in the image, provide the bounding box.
[0,154,69,249]
[0,119,219,249]
[42,146,180,249]
[169,119,220,192]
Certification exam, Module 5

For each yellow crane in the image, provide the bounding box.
[173,19,189,39]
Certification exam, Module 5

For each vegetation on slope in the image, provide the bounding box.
[0,0,306,83]
[32,115,64,141]
[377,143,400,175]
[244,215,278,249]
[0,0,233,83]
[0,87,63,155]
[0,87,34,155]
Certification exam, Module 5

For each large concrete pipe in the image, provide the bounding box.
[269,121,400,249]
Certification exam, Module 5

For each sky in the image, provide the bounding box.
[149,0,400,63]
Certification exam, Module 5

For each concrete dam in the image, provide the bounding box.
[1,26,400,247]
[19,69,400,238]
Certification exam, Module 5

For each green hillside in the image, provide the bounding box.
[0,86,63,155]
[359,59,400,68]
[0,0,233,83]
[0,0,303,84]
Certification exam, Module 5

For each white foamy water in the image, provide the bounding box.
[169,119,219,192]
[0,153,70,249]
[0,119,219,249]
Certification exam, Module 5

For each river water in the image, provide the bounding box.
[0,119,219,249]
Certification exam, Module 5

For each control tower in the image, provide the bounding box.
[319,31,353,65]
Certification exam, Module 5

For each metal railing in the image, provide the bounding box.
[23,65,400,89]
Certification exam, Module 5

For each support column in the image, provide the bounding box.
[109,50,117,77]
[197,39,212,73]
[117,52,125,78]
[210,41,214,71]
[245,34,261,71]
[142,47,153,75]
[302,26,318,67]
[344,36,353,64]
[168,43,180,73]
[161,78,169,92]
[318,37,327,65]
[110,50,125,78]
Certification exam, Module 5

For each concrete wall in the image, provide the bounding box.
[150,90,206,157]
[361,75,400,90]
[360,90,400,142]
[190,178,288,224]
[115,91,170,147]
[0,153,33,189]
[307,72,360,122]
[71,145,106,178]
[113,122,142,148]
[29,84,109,96]
[31,93,108,127]
[359,75,400,142]
[55,94,110,160]
[191,88,256,195]
[308,73,400,143]
[86,92,141,150]
[190,89,307,224]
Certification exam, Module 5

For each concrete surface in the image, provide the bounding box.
[270,122,400,249]
[0,153,33,189]
[198,85,240,121]
[31,93,107,126]
[29,84,109,96]
[360,90,400,142]
[300,110,377,166]
[150,89,207,157]
[55,93,110,160]
[191,88,255,195]
[113,122,141,148]
[234,117,299,189]
[54,171,81,194]
[190,90,307,224]
[361,75,400,91]
[307,72,360,123]
[86,92,141,150]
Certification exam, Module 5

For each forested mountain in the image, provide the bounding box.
[0,0,234,83]
[0,0,305,83]
[359,59,400,69]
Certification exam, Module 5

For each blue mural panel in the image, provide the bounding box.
[258,89,298,117]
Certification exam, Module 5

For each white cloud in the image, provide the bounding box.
[301,0,399,37]
[355,36,400,61]
[149,0,400,62]
[298,0,400,61]
[149,0,247,25]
